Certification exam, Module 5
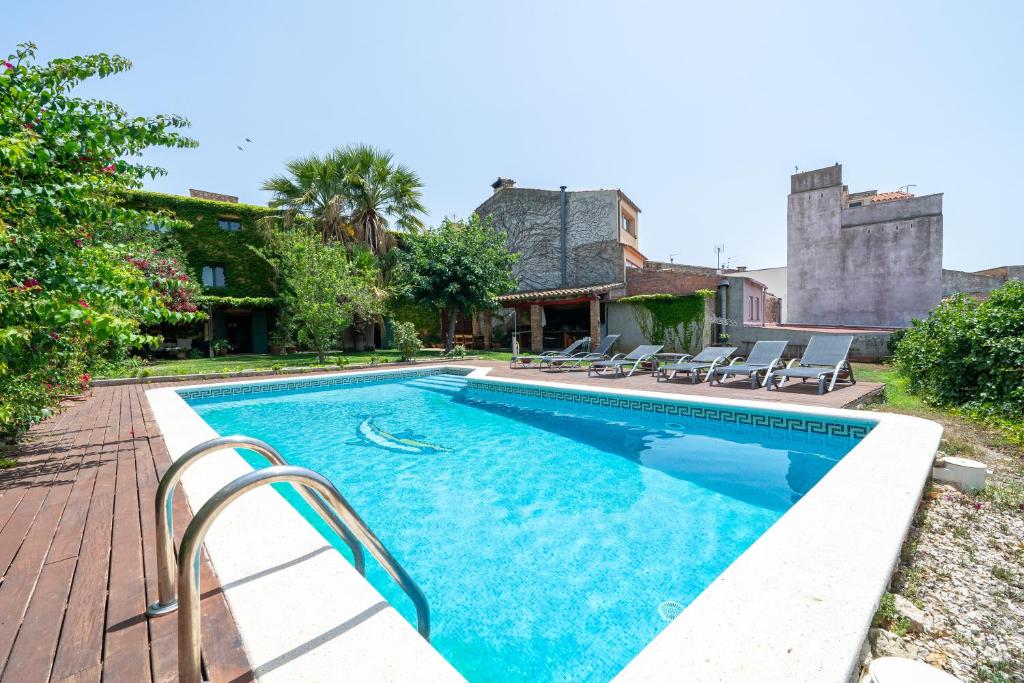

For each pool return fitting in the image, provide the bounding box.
[146,435,366,617]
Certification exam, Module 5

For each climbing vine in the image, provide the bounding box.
[620,291,713,352]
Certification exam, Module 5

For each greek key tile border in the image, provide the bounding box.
[178,366,472,401]
[464,380,872,439]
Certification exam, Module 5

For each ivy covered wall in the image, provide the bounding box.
[120,190,278,298]
[612,291,714,352]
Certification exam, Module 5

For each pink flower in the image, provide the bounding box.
[101,164,115,173]
[75,238,84,247]
[22,278,39,288]
[152,248,158,255]
[80,373,91,387]
[3,62,13,71]
[973,502,983,511]
[49,332,60,340]
[78,299,90,308]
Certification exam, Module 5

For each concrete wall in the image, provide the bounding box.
[787,165,943,328]
[606,298,714,354]
[476,188,624,291]
[941,269,1005,297]
[728,325,893,362]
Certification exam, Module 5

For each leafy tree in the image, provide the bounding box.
[262,144,425,255]
[893,281,1024,431]
[0,43,200,439]
[270,228,385,362]
[396,214,517,351]
[392,320,423,360]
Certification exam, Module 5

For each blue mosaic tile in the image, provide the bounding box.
[463,379,873,440]
[177,366,472,401]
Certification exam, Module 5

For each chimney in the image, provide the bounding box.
[491,177,515,194]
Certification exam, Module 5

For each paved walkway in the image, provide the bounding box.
[0,360,881,682]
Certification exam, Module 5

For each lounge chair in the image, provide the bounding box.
[765,335,856,394]
[509,337,590,369]
[539,334,621,371]
[587,344,664,378]
[656,346,738,384]
[709,340,788,388]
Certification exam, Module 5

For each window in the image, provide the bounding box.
[217,218,241,232]
[848,201,862,208]
[621,214,634,235]
[201,266,226,287]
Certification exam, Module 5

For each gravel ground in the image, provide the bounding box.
[869,427,1024,682]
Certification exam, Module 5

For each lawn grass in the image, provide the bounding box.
[94,349,514,378]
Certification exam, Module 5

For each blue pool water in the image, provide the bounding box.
[186,373,867,682]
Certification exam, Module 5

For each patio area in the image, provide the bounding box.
[0,360,882,681]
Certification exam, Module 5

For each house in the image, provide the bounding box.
[475,178,646,351]
[122,189,279,354]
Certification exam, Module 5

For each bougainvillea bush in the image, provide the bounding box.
[0,43,202,438]
[893,281,1024,441]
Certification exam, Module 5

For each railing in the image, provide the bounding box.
[177,465,430,683]
[146,436,366,617]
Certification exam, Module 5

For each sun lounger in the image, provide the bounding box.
[510,337,590,369]
[765,335,856,394]
[539,334,621,371]
[655,346,738,384]
[709,340,788,388]
[587,344,664,378]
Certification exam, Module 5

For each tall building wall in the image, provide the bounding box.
[476,188,624,291]
[787,165,943,327]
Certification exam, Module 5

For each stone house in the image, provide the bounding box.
[476,178,646,351]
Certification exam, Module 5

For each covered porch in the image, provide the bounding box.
[496,282,624,352]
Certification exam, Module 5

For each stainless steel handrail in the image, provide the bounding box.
[146,436,366,617]
[178,465,430,683]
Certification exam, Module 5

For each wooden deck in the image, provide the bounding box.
[0,361,881,682]
[0,382,252,683]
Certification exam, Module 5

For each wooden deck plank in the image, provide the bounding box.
[1,557,77,682]
[100,389,151,683]
[0,394,102,672]
[49,387,119,682]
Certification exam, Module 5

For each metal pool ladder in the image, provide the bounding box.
[145,439,431,683]
[146,435,366,616]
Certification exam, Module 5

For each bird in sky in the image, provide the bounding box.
[236,145,244,151]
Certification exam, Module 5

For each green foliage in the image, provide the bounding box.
[388,300,441,343]
[620,291,713,352]
[121,190,278,298]
[194,294,277,308]
[893,282,1024,424]
[269,227,386,363]
[872,592,912,636]
[262,144,425,255]
[444,344,468,358]
[0,43,201,438]
[396,213,517,351]
[392,320,422,360]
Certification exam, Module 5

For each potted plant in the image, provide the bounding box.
[268,328,291,356]
[211,339,232,357]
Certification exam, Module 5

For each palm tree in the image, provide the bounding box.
[341,144,426,255]
[262,145,426,256]
[262,150,352,243]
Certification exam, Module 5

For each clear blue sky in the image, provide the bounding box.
[7,1,1023,271]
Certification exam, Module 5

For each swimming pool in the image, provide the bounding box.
[179,368,872,682]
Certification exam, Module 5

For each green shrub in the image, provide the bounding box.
[444,344,467,358]
[393,321,423,360]
[892,281,1024,421]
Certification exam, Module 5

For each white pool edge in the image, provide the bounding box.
[146,365,941,683]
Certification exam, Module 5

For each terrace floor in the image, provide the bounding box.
[0,360,882,681]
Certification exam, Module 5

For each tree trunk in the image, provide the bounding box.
[445,307,458,352]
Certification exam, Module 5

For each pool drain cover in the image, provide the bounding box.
[658,600,683,621]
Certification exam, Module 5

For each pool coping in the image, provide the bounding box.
[145,364,941,682]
